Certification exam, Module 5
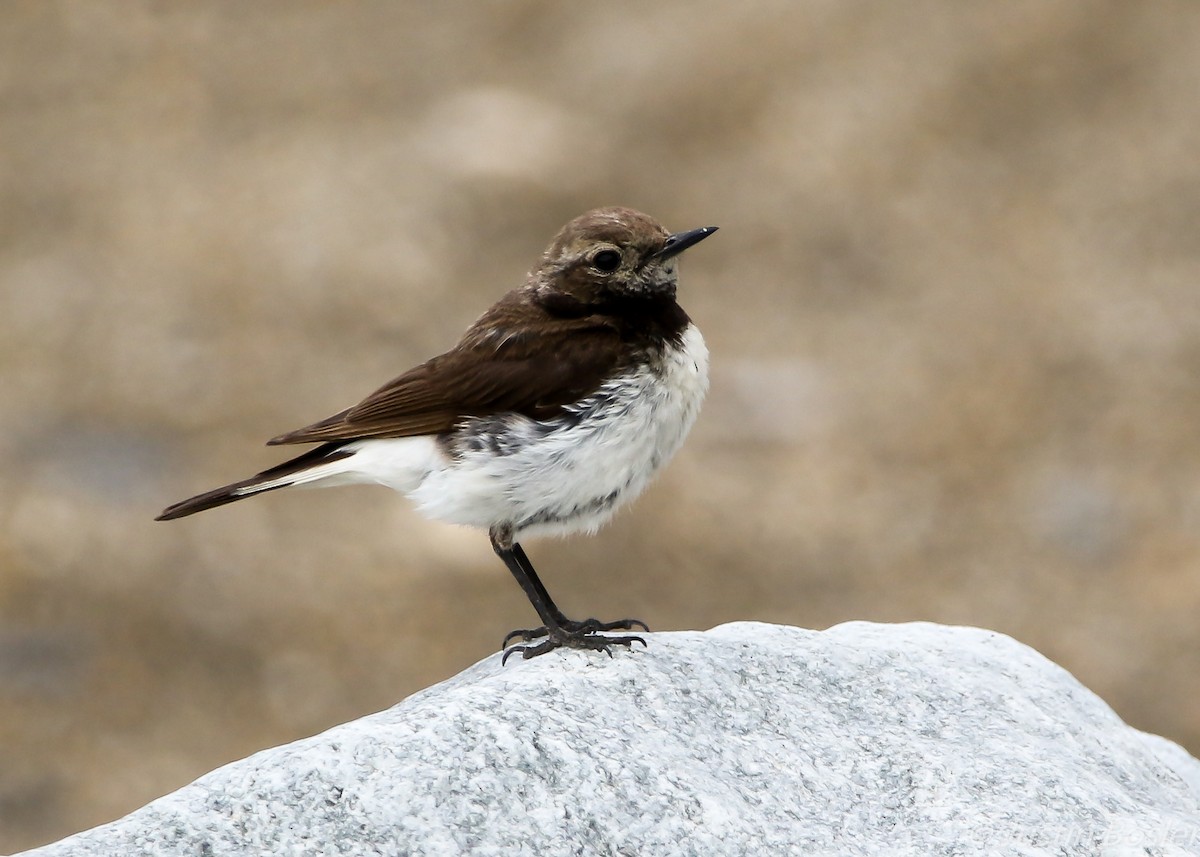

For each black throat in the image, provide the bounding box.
[539,291,692,348]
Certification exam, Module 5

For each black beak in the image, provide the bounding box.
[656,225,718,261]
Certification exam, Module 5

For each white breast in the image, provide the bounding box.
[347,323,709,539]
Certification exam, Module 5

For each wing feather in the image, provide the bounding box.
[268,311,622,445]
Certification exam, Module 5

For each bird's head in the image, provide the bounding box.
[531,207,717,306]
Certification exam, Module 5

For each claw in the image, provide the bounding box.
[501,631,647,664]
[502,626,548,648]
[570,617,648,635]
[500,617,649,651]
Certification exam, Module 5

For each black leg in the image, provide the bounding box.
[503,539,649,644]
[511,542,569,626]
[489,527,560,629]
[489,525,648,663]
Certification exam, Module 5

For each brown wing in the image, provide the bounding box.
[267,312,623,445]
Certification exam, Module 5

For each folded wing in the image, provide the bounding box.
[269,317,624,445]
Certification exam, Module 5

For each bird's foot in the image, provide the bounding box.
[501,624,647,664]
[502,617,649,649]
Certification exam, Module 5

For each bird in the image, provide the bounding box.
[157,207,717,661]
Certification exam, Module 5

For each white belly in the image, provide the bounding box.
[337,324,709,539]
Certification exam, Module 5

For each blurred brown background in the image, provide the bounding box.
[3,1,1200,850]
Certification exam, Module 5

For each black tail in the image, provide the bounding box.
[156,443,353,521]
[155,475,285,520]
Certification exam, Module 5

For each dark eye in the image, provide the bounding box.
[591,249,621,273]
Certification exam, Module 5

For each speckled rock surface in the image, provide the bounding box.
[15,622,1200,856]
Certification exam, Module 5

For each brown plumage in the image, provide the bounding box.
[266,298,629,445]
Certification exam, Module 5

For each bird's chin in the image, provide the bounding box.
[614,276,678,301]
[647,282,679,301]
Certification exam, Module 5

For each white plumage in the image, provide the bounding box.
[264,324,709,541]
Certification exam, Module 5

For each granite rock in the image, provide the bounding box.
[16,622,1200,856]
